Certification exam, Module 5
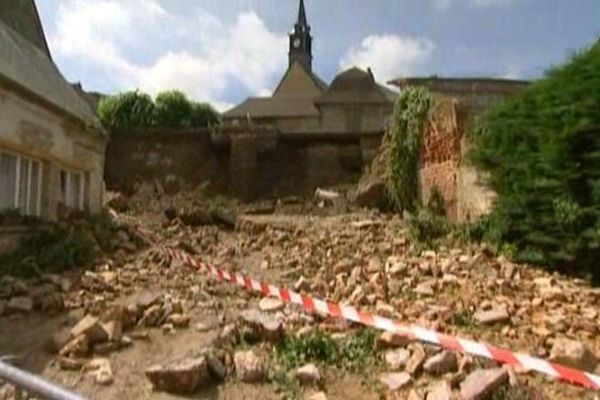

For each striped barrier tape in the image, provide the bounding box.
[116,216,600,392]
[157,246,600,392]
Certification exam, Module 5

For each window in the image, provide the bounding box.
[0,150,43,216]
[60,169,86,211]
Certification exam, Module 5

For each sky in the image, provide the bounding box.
[36,0,600,111]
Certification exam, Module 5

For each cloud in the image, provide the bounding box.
[49,0,287,111]
[434,0,518,10]
[340,35,435,84]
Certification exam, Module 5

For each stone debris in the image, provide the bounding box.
[206,353,228,380]
[238,309,283,343]
[375,332,412,350]
[549,338,599,372]
[305,392,328,400]
[258,297,285,312]
[234,350,265,383]
[406,344,427,375]
[70,315,109,344]
[384,348,411,371]
[295,363,321,385]
[423,351,457,375]
[460,368,508,400]
[426,381,452,400]
[474,308,510,325]
[145,356,211,393]
[379,372,412,391]
[85,358,113,385]
[166,313,191,328]
[60,335,90,358]
[6,296,34,313]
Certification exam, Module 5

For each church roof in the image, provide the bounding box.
[273,60,327,98]
[0,19,102,131]
[315,67,396,105]
[222,97,320,119]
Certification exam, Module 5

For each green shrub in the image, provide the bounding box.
[97,90,155,133]
[0,212,124,278]
[470,41,600,279]
[386,87,432,213]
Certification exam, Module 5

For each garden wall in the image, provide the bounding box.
[104,130,229,194]
[104,129,381,200]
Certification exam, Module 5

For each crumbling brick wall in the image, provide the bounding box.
[419,97,464,219]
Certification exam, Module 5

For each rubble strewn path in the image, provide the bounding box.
[1,208,599,399]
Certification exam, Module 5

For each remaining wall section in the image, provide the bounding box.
[104,130,229,194]
[104,129,381,200]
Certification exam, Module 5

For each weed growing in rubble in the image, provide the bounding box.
[270,369,302,400]
[408,207,452,248]
[451,309,476,331]
[275,328,379,373]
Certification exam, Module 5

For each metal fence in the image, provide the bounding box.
[0,357,86,400]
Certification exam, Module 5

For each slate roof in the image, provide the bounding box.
[0,19,102,131]
[315,67,396,105]
[0,0,50,57]
[222,97,319,119]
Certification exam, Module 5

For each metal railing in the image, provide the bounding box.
[0,357,86,400]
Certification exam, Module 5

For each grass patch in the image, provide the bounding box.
[275,329,379,373]
[451,309,476,331]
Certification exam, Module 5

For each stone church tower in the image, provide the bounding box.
[288,0,313,72]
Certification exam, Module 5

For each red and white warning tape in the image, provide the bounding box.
[121,217,600,392]
[158,247,600,391]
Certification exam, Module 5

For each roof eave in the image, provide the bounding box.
[0,73,106,139]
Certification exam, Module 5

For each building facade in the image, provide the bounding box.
[0,0,107,251]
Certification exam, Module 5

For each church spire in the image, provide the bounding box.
[289,0,313,71]
[297,0,307,28]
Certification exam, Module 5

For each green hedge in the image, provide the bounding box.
[97,90,220,134]
[470,41,600,279]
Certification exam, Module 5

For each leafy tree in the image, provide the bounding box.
[154,90,194,128]
[470,40,600,279]
[97,90,155,133]
[191,102,220,128]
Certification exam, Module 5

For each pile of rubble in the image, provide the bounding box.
[2,208,600,399]
[0,274,68,316]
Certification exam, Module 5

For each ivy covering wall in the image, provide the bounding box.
[385,87,432,212]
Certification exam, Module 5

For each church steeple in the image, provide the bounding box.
[289,0,313,71]
[297,0,307,27]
